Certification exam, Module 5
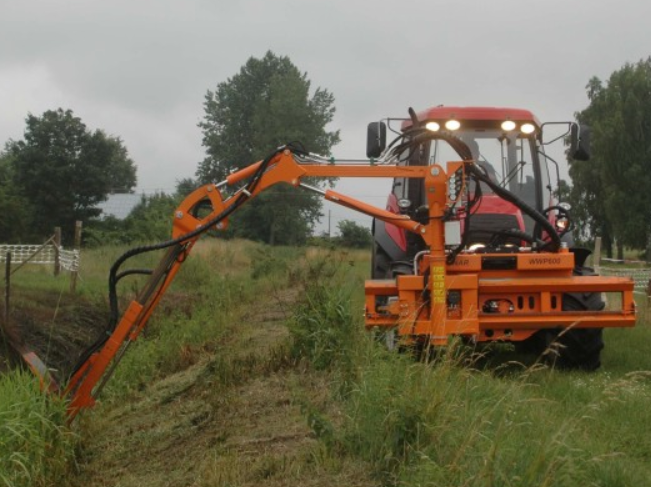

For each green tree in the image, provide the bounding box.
[123,192,178,243]
[568,79,613,253]
[336,219,372,248]
[6,109,137,242]
[571,60,651,258]
[84,192,181,246]
[197,51,340,245]
[0,152,33,242]
[175,177,198,198]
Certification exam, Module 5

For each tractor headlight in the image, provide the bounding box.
[501,120,516,131]
[445,119,461,131]
[556,217,570,232]
[521,123,536,134]
[426,121,440,132]
[397,198,412,210]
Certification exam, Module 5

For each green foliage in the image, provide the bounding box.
[571,58,651,257]
[0,152,33,242]
[197,51,340,245]
[84,192,179,246]
[8,240,650,485]
[336,219,372,249]
[83,215,132,247]
[5,108,137,243]
[289,282,357,372]
[97,240,288,398]
[249,245,289,280]
[0,371,75,486]
[233,186,323,246]
[175,177,198,198]
[123,192,179,242]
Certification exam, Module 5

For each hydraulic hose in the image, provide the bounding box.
[465,163,562,251]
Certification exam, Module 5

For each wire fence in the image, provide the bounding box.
[598,266,651,296]
[0,244,80,272]
[1,224,83,297]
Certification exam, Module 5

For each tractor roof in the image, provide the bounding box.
[401,106,541,130]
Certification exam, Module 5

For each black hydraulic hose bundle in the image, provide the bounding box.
[446,174,483,264]
[464,163,562,252]
[71,146,286,377]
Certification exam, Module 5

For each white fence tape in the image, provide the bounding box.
[0,244,80,272]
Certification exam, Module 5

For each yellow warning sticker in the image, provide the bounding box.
[431,266,445,304]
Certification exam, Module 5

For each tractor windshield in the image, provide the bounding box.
[427,130,545,233]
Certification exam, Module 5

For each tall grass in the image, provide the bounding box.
[288,254,651,486]
[0,371,74,487]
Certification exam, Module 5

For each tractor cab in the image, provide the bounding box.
[368,106,588,277]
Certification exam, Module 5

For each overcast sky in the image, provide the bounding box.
[1,0,649,231]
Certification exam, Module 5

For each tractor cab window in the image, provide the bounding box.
[427,130,539,233]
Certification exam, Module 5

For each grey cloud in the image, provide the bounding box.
[1,0,650,208]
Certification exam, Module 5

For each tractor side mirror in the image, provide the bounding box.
[570,123,591,161]
[366,121,387,158]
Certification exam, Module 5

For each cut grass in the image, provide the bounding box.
[69,245,376,487]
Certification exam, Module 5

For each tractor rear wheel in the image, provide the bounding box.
[552,290,604,371]
[371,244,409,352]
[518,266,605,371]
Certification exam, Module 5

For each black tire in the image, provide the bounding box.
[371,244,391,279]
[552,291,604,371]
[518,266,605,371]
[371,243,405,352]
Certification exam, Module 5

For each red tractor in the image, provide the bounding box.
[367,106,609,366]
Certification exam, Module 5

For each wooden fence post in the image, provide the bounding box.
[54,226,61,276]
[69,221,82,293]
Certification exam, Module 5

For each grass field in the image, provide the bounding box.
[1,240,650,486]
